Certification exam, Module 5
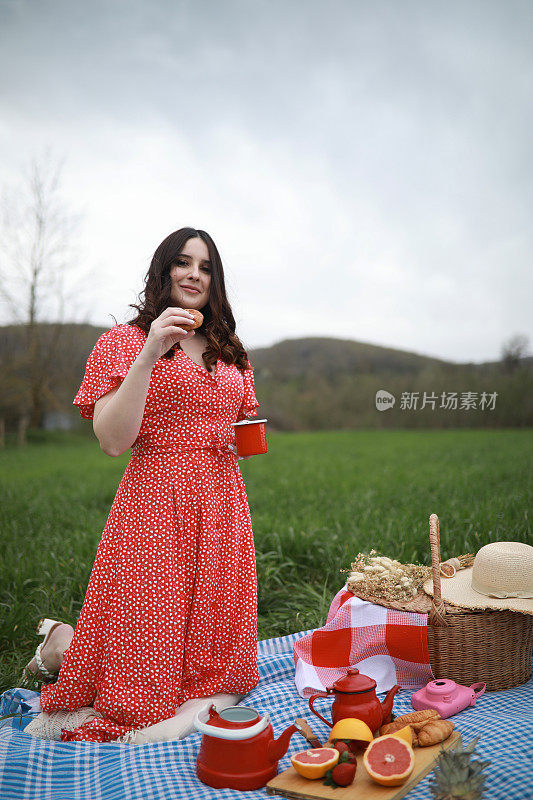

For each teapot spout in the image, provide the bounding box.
[381,685,400,725]
[268,724,299,764]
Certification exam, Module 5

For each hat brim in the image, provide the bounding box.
[423,567,533,615]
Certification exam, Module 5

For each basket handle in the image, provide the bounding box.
[429,513,448,627]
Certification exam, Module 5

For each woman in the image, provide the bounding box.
[26,227,260,742]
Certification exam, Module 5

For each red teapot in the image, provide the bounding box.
[194,704,300,791]
[309,668,400,733]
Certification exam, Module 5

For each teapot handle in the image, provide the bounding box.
[193,704,271,740]
[308,691,334,728]
[470,682,486,700]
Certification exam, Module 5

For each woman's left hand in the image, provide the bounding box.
[228,441,252,460]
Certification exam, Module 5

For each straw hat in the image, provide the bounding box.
[424,541,533,615]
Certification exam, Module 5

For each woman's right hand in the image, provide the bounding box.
[140,307,197,365]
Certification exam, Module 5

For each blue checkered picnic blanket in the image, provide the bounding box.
[1,631,532,800]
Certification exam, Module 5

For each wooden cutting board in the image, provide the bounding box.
[266,732,461,800]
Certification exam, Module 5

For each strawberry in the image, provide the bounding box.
[331,762,357,786]
[335,736,367,755]
[323,754,357,787]
[333,741,351,756]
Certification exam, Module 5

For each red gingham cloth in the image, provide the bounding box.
[293,586,434,697]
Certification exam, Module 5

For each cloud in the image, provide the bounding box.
[0,0,531,361]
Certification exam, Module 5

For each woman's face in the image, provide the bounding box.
[169,236,212,310]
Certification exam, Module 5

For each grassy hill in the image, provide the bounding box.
[250,336,454,379]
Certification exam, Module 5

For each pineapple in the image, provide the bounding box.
[430,737,490,800]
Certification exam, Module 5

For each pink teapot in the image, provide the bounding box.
[308,668,400,734]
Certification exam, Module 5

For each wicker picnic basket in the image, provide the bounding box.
[349,514,533,691]
[425,514,533,691]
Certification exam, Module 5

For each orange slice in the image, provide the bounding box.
[291,747,339,779]
[363,734,415,786]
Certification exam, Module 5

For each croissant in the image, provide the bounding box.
[393,709,440,725]
[381,709,439,736]
[417,719,454,747]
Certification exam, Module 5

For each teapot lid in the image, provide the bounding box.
[332,668,377,693]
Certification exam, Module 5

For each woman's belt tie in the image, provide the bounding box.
[131,440,237,465]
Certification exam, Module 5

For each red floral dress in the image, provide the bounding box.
[40,323,260,742]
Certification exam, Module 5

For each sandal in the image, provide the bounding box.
[21,618,64,686]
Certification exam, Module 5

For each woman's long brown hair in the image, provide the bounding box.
[127,227,250,371]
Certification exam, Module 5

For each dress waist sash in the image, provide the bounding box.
[131,430,237,463]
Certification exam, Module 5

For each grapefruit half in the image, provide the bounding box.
[327,717,374,753]
[291,747,339,779]
[363,734,415,786]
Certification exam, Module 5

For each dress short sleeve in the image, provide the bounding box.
[237,367,259,422]
[73,327,131,420]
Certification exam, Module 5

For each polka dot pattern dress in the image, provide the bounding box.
[39,323,260,742]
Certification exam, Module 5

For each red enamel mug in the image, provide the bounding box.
[232,419,268,457]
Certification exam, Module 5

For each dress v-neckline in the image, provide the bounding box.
[178,347,218,378]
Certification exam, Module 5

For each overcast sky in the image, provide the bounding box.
[1,0,531,362]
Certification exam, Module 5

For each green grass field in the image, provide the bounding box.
[1,428,531,695]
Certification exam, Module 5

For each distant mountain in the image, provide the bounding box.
[248,337,459,381]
